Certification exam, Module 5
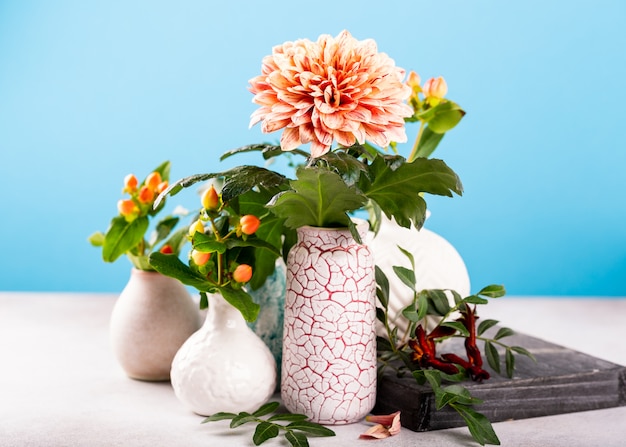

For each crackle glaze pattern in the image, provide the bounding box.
[281,222,377,425]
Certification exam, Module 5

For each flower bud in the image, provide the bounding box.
[123,174,138,193]
[117,199,138,217]
[160,244,174,255]
[191,249,211,266]
[232,264,253,283]
[422,76,448,99]
[201,185,220,210]
[137,185,155,204]
[239,214,261,235]
[406,71,421,92]
[145,172,162,191]
[188,219,205,236]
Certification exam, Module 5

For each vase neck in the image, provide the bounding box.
[206,294,246,329]
[296,219,369,247]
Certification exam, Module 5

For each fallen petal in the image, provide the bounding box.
[365,410,401,427]
[359,424,391,439]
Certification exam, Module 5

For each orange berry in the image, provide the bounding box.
[117,199,138,217]
[145,172,162,191]
[156,181,169,194]
[239,214,261,235]
[191,250,211,266]
[137,185,154,204]
[188,219,205,236]
[232,264,253,283]
[160,244,174,254]
[123,174,138,193]
[201,185,220,210]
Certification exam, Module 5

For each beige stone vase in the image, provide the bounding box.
[110,269,202,381]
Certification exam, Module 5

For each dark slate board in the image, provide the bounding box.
[373,331,626,431]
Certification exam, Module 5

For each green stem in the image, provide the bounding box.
[407,120,425,162]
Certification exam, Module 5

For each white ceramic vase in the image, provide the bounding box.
[170,293,277,416]
[281,219,377,425]
[369,214,470,341]
[110,269,202,381]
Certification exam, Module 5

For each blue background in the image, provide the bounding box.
[1,1,625,296]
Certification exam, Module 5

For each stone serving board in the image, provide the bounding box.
[373,331,626,431]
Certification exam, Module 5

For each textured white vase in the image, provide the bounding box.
[170,293,277,416]
[370,215,470,341]
[281,219,377,425]
[110,269,202,381]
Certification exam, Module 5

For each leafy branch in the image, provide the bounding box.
[202,402,335,447]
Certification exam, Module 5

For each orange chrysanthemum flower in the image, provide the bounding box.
[248,30,413,158]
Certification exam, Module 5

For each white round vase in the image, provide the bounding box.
[370,215,470,341]
[170,293,277,416]
[281,220,377,425]
[110,269,202,381]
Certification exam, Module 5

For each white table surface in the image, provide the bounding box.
[0,292,625,447]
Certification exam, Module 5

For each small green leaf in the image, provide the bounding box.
[375,266,389,309]
[411,125,445,159]
[477,319,500,336]
[149,252,214,291]
[230,412,256,428]
[252,401,280,417]
[201,412,237,423]
[478,284,506,298]
[375,306,386,324]
[511,346,537,362]
[417,290,429,321]
[494,327,515,340]
[267,414,309,423]
[418,101,466,134]
[401,304,421,323]
[505,348,515,378]
[376,335,394,352]
[451,403,501,446]
[252,422,280,446]
[285,431,309,447]
[286,421,336,437]
[463,295,489,305]
[219,286,260,323]
[425,289,451,315]
[485,341,501,374]
[88,231,105,247]
[393,265,416,292]
[199,291,208,310]
[397,245,415,270]
[441,321,470,337]
[102,216,149,262]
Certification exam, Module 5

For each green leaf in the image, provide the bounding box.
[230,412,257,428]
[412,125,445,159]
[397,245,415,270]
[201,412,237,423]
[478,284,506,298]
[494,327,515,340]
[253,422,280,446]
[285,431,309,447]
[312,150,369,186]
[269,167,367,229]
[418,101,466,134]
[417,290,429,321]
[401,302,421,323]
[267,414,309,423]
[441,321,470,337]
[220,143,309,162]
[485,341,501,374]
[505,348,515,378]
[199,291,208,309]
[375,306,386,324]
[88,231,105,247]
[451,403,501,446]
[393,265,416,292]
[463,295,489,305]
[477,319,500,336]
[219,286,260,323]
[425,289,451,315]
[376,335,394,351]
[286,421,335,437]
[149,252,214,291]
[102,216,149,263]
[149,216,179,247]
[359,155,462,230]
[252,402,280,417]
[511,345,537,362]
[221,165,288,202]
[375,266,390,309]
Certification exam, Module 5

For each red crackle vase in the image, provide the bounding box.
[281,219,377,425]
